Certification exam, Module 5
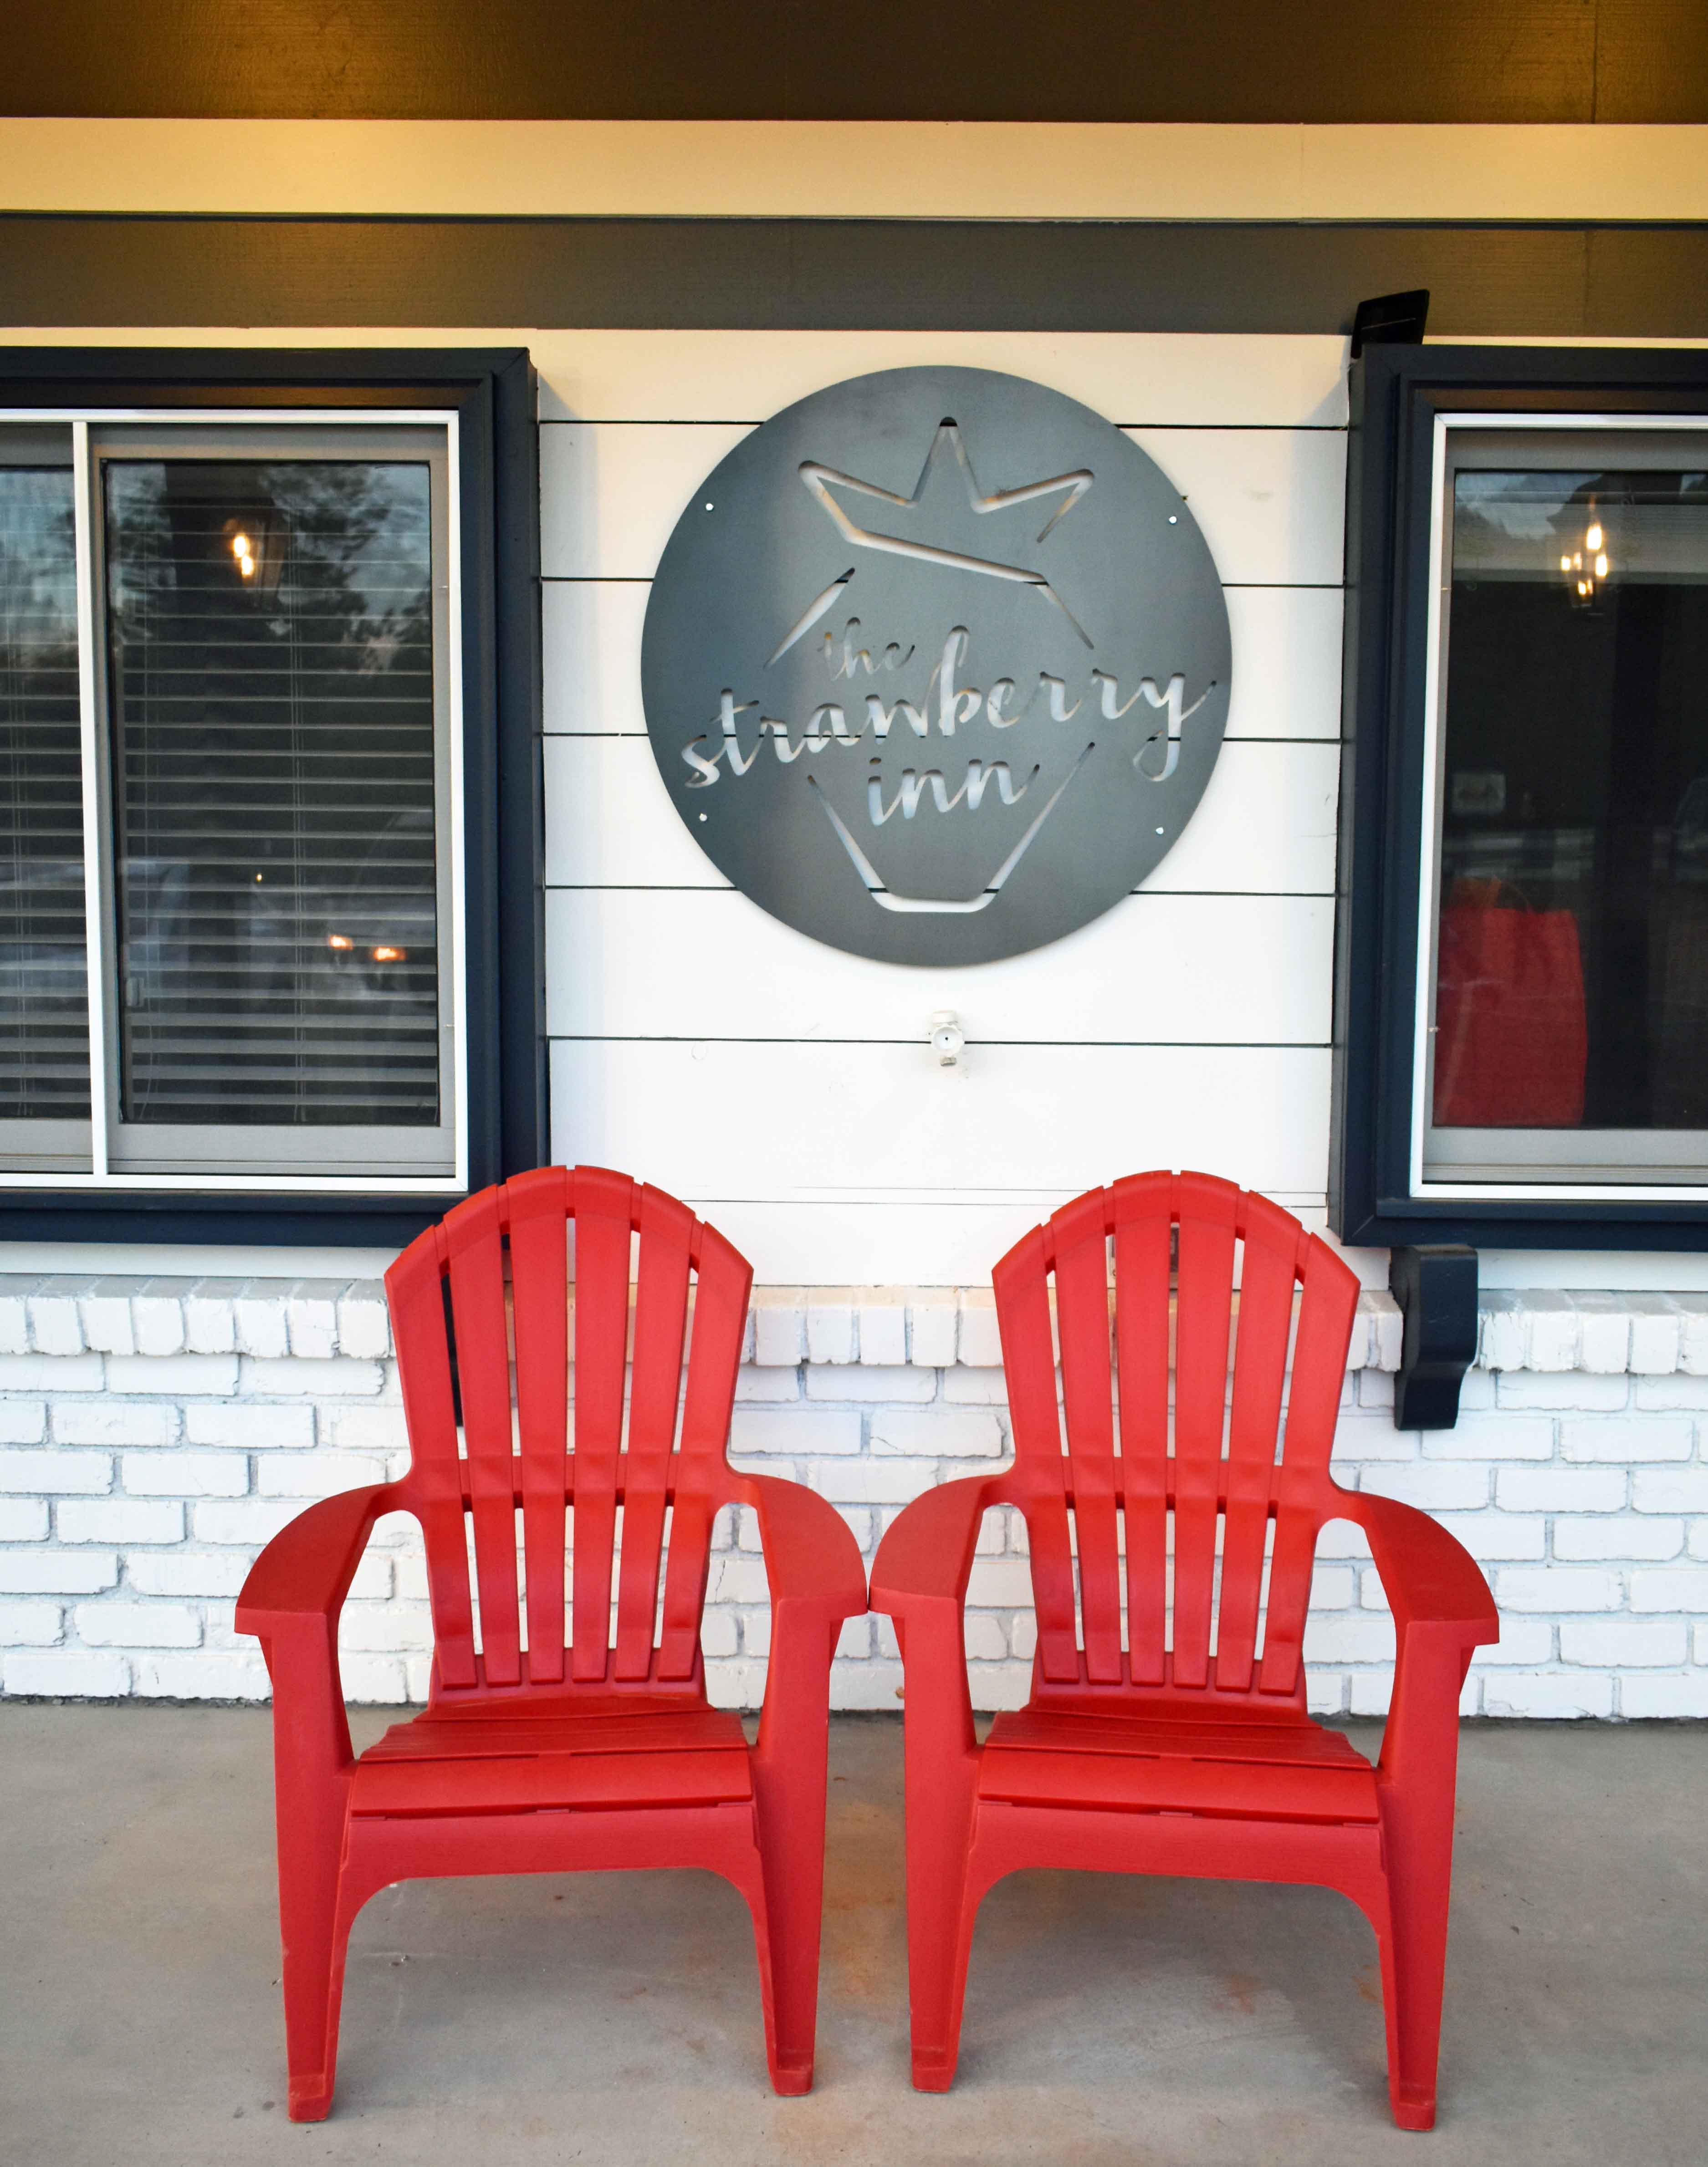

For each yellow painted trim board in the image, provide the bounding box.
[0,120,1705,222]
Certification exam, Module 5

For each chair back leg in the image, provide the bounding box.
[752,1738,832,2094]
[277,1801,353,2121]
[903,1751,981,2090]
[1376,1779,1459,2130]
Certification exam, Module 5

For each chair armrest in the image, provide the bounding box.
[1345,1492,1497,1795]
[869,1474,997,1618]
[870,1477,994,1780]
[1350,1492,1499,1646]
[236,1485,398,1795]
[731,1471,869,1630]
[235,1484,397,1641]
[733,1474,867,1782]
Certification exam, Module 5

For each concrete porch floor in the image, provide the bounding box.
[1,1708,1703,2167]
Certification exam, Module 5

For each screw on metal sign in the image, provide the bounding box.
[642,367,1231,965]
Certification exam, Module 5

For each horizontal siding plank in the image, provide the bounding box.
[531,330,1349,427]
[549,1040,1331,1200]
[1127,426,1346,587]
[542,579,1343,742]
[542,736,1340,895]
[539,421,748,579]
[539,421,1346,585]
[544,889,1332,1046]
[644,1194,1337,1289]
[541,577,646,734]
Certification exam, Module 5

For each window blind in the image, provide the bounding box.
[0,462,88,1127]
[102,458,441,1135]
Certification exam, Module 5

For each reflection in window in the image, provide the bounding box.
[1432,458,1708,1176]
[102,460,440,1132]
[0,456,87,1131]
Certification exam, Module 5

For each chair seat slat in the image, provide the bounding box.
[352,1746,754,1818]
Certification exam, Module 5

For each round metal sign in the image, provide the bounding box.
[641,366,1231,965]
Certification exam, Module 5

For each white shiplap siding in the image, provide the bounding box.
[536,333,1349,1282]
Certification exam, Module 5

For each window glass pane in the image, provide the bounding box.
[102,459,440,1135]
[0,450,87,1128]
[1431,451,1708,1177]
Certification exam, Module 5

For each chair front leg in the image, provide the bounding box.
[261,1616,357,2122]
[1375,1624,1475,2131]
[750,1609,841,2095]
[895,1603,982,2091]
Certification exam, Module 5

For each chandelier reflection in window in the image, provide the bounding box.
[1559,503,1611,607]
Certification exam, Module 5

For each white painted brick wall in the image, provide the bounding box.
[0,1280,1705,1716]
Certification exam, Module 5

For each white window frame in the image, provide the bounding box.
[0,405,469,1195]
[1411,408,1708,1206]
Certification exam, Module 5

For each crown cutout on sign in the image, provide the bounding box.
[785,418,1098,654]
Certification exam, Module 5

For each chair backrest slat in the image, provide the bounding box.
[567,1167,635,1683]
[992,1227,1079,1684]
[1111,1172,1174,1686]
[1213,1193,1302,1691]
[613,1185,695,1680]
[994,1171,1360,1709]
[1054,1191,1123,1684]
[389,1229,478,1688]
[385,1166,749,1700]
[1170,1175,1238,1689]
[445,1185,526,1687]
[507,1166,571,1683]
[657,1220,752,1679]
[1258,1233,1360,1697]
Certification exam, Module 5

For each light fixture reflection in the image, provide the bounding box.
[1562,502,1613,607]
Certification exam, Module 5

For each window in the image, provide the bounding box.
[1334,346,1708,1248]
[0,353,542,1242]
[1423,424,1708,1195]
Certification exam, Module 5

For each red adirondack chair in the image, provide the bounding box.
[870,1172,1498,2130]
[236,1166,867,2121]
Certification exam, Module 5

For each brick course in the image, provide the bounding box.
[0,1279,1703,1715]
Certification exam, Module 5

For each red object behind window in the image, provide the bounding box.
[1433,888,1587,1127]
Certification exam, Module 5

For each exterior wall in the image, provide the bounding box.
[537,328,1348,1283]
[4,1274,1708,1718]
[1,137,1707,1709]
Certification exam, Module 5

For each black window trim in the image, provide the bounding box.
[0,345,544,1247]
[1334,340,1708,1252]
